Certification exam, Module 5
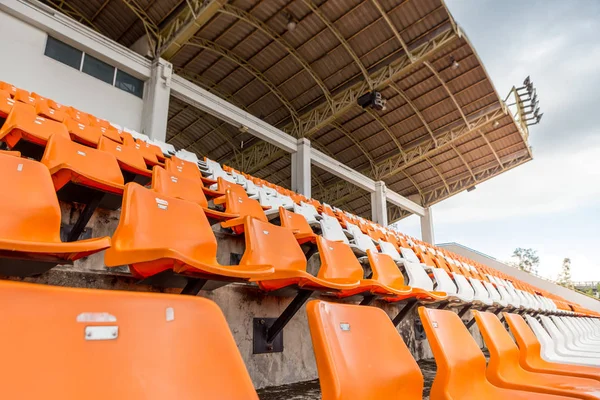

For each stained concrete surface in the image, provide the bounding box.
[257,359,438,400]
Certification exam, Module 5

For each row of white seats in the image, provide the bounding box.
[527,315,600,367]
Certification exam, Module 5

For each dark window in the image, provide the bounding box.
[44,36,82,70]
[115,70,144,98]
[82,54,115,84]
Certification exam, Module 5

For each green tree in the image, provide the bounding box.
[556,258,573,289]
[509,248,540,274]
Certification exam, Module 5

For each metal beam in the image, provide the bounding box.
[423,60,469,126]
[302,0,372,88]
[185,37,299,127]
[171,75,297,152]
[425,157,449,192]
[120,0,160,55]
[312,103,506,202]
[370,0,414,61]
[222,23,457,173]
[311,149,425,216]
[217,4,333,108]
[290,23,457,137]
[158,0,226,59]
[479,131,504,170]
[390,82,437,145]
[422,151,530,206]
[450,143,476,180]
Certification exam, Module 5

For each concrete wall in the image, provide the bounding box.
[439,242,600,312]
[6,202,485,389]
[0,10,144,130]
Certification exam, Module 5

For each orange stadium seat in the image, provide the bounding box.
[0,102,70,159]
[66,106,91,126]
[0,150,20,157]
[0,81,17,97]
[0,153,110,276]
[35,98,66,122]
[360,250,446,302]
[165,157,202,180]
[505,313,600,382]
[218,190,268,234]
[0,280,259,399]
[419,307,575,400]
[14,88,36,105]
[278,206,318,245]
[240,219,361,353]
[151,166,237,222]
[41,133,124,208]
[133,139,164,167]
[0,89,15,119]
[98,136,151,185]
[64,117,103,147]
[474,310,600,399]
[307,300,423,400]
[105,183,273,285]
[240,219,360,293]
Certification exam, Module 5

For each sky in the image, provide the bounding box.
[393,0,600,282]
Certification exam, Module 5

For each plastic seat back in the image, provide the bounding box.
[239,217,307,287]
[419,307,498,398]
[0,89,15,118]
[320,214,349,244]
[316,236,365,282]
[0,280,258,399]
[307,300,423,400]
[295,202,319,224]
[222,189,267,222]
[474,311,523,378]
[368,250,408,289]
[346,223,377,253]
[505,313,545,367]
[0,102,69,148]
[279,207,313,237]
[0,154,61,243]
[105,183,219,276]
[151,166,208,207]
[64,118,102,147]
[98,136,148,173]
[379,240,402,261]
[165,157,202,180]
[41,133,124,193]
[217,176,247,197]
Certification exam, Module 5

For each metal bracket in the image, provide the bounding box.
[66,192,105,242]
[414,319,426,340]
[180,278,207,295]
[252,289,313,354]
[391,299,418,327]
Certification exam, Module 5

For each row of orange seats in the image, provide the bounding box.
[0,80,594,317]
[1,279,598,399]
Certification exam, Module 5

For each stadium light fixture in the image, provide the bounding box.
[467,185,476,192]
[450,56,460,70]
[283,11,297,32]
[492,121,500,128]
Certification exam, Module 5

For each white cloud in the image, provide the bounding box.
[427,142,600,225]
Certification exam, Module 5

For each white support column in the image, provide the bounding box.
[141,58,172,141]
[421,207,435,244]
[371,181,388,226]
[291,138,311,197]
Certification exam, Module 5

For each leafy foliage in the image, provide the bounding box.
[509,248,540,274]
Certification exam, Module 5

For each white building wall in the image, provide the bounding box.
[0,10,144,130]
